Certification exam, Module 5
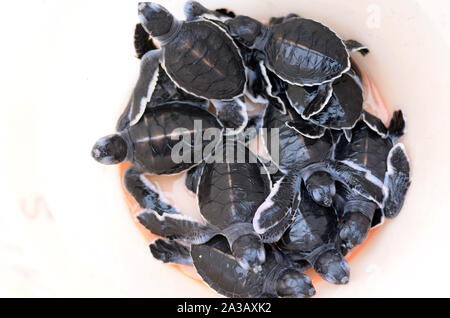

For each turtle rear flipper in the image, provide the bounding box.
[150,239,193,265]
[253,171,302,234]
[387,110,406,142]
[383,144,411,218]
[344,39,370,56]
[213,98,248,134]
[124,166,180,215]
[137,211,218,244]
[116,50,162,131]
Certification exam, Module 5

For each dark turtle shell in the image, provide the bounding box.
[198,144,270,228]
[191,236,265,297]
[279,187,338,256]
[264,18,349,86]
[127,103,222,174]
[263,103,333,171]
[146,65,209,109]
[334,121,393,181]
[163,20,245,100]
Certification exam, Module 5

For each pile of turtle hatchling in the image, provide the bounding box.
[92,2,411,298]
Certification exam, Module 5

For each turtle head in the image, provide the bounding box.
[313,249,350,285]
[138,2,174,37]
[276,268,315,298]
[339,211,372,249]
[91,134,128,165]
[226,15,264,47]
[231,234,265,273]
[305,171,336,207]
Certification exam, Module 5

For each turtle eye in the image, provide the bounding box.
[226,16,261,47]
[138,2,174,37]
[91,134,128,165]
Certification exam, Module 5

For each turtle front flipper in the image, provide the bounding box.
[184,1,233,21]
[116,49,162,131]
[382,144,411,218]
[137,211,218,244]
[253,171,303,234]
[269,13,300,25]
[123,166,179,215]
[212,98,248,134]
[149,238,193,265]
[261,205,297,243]
[286,119,326,139]
[285,83,333,119]
[185,163,205,194]
[309,71,364,130]
[326,160,384,205]
[134,23,158,59]
[344,39,370,56]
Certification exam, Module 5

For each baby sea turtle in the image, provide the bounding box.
[149,236,315,298]
[252,102,337,235]
[278,184,350,284]
[225,15,350,86]
[119,2,246,129]
[117,26,209,131]
[330,112,411,248]
[333,181,379,249]
[92,103,223,215]
[137,144,274,272]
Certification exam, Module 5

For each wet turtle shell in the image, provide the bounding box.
[308,70,364,130]
[263,103,333,171]
[335,121,392,182]
[163,19,246,100]
[126,103,223,174]
[264,18,349,86]
[196,144,271,229]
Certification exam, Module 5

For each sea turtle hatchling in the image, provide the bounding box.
[117,24,209,131]
[253,102,386,237]
[278,184,350,285]
[225,14,350,86]
[329,111,411,248]
[92,103,223,215]
[118,2,246,130]
[149,236,315,298]
[137,144,277,272]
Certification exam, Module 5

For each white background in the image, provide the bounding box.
[0,0,449,297]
